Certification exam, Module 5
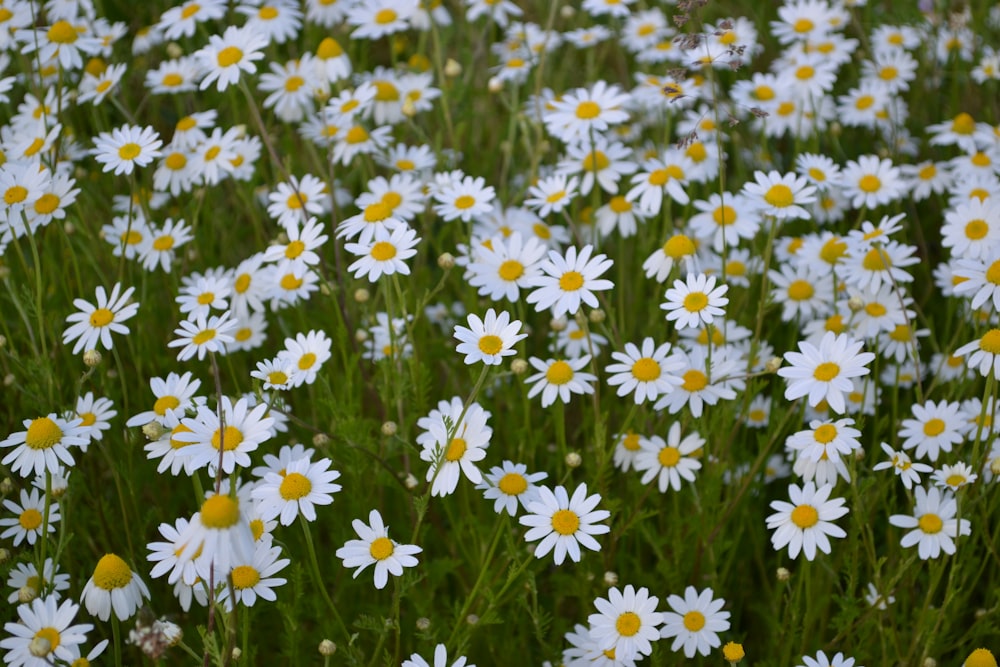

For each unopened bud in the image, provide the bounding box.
[465,614,479,625]
[765,357,783,373]
[165,42,183,59]
[565,452,582,468]
[404,473,419,490]
[29,636,51,657]
[776,567,790,582]
[83,349,102,367]
[19,585,37,603]
[318,640,336,656]
[0,335,6,348]
[63,221,75,235]
[3,374,14,386]
[847,295,864,312]
[312,433,330,447]
[416,617,431,631]
[0,549,9,564]
[603,571,618,586]
[0,478,12,494]
[142,421,166,441]
[437,252,455,269]
[549,317,567,332]
[320,283,332,296]
[444,59,462,78]
[354,288,370,303]
[487,77,503,93]
[855,447,865,461]
[975,608,988,619]
[589,309,605,323]
[723,641,746,664]
[990,457,1000,476]
[511,358,529,375]
[0,265,10,280]
[381,421,398,437]
[560,5,575,18]
[231,647,241,661]
[921,658,936,667]
[401,98,417,117]
[355,330,369,343]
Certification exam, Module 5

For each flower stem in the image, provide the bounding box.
[299,514,351,644]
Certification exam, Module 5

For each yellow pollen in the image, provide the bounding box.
[370,241,397,261]
[686,142,707,162]
[285,239,306,258]
[971,152,991,167]
[576,100,600,119]
[169,423,192,450]
[284,75,304,92]
[396,159,415,171]
[609,196,631,213]
[971,189,990,202]
[217,46,243,68]
[445,437,467,462]
[855,95,874,110]
[498,472,529,495]
[201,494,240,529]
[879,66,898,81]
[683,610,706,631]
[546,360,574,385]
[787,279,814,301]
[980,329,1000,354]
[712,205,736,226]
[682,369,708,392]
[551,509,580,535]
[279,472,312,500]
[764,184,794,208]
[664,234,696,258]
[865,302,887,317]
[154,395,180,416]
[32,627,60,654]
[986,260,1000,285]
[862,248,890,271]
[454,194,476,210]
[498,259,523,281]
[582,151,610,171]
[345,126,368,144]
[478,334,503,355]
[820,238,848,264]
[258,6,278,20]
[34,194,59,214]
[631,357,660,382]
[197,292,215,305]
[615,612,641,637]
[25,417,63,450]
[374,80,399,101]
[889,324,911,342]
[858,174,881,193]
[297,352,317,370]
[658,446,681,467]
[813,362,840,381]
[267,370,288,385]
[545,189,566,204]
[966,219,989,240]
[755,85,775,101]
[683,292,709,312]
[88,307,114,327]
[92,554,133,590]
[918,513,943,534]
[813,424,837,443]
[211,425,244,452]
[559,270,584,291]
[749,409,766,422]
[20,508,43,530]
[726,260,746,276]
[795,65,815,80]
[374,8,397,24]
[369,536,394,560]
[204,145,221,161]
[117,143,141,160]
[192,329,216,345]
[231,565,260,589]
[79,412,97,427]
[777,101,796,116]
[364,202,391,222]
[793,18,814,33]
[791,504,819,528]
[48,20,78,44]
[381,191,402,209]
[952,112,975,135]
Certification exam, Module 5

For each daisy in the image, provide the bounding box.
[643,232,700,283]
[898,400,965,462]
[688,192,760,253]
[91,124,162,175]
[147,516,202,586]
[766,481,848,560]
[6,558,71,604]
[901,160,952,202]
[626,153,693,212]
[777,331,876,414]
[158,0,226,40]
[840,155,905,210]
[336,509,422,589]
[433,175,496,223]
[153,142,196,193]
[653,345,744,418]
[276,330,332,387]
[347,0,418,40]
[0,596,93,667]
[217,542,290,609]
[0,488,59,547]
[840,239,919,293]
[173,397,275,474]
[466,232,547,302]
[1,414,87,478]
[175,492,256,579]
[176,274,231,320]
[742,170,816,220]
[954,329,1000,380]
[145,56,201,95]
[797,651,858,667]
[588,585,663,662]
[140,218,193,273]
[417,397,492,497]
[526,244,614,317]
[126,371,202,428]
[237,0,303,45]
[72,392,116,447]
[195,25,268,92]
[401,644,473,667]
[634,422,704,492]
[168,311,239,361]
[519,483,610,565]
[556,137,637,195]
[345,224,420,282]
[266,176,328,229]
[932,462,978,491]
[543,80,630,144]
[454,308,526,366]
[659,586,730,658]
[661,272,729,330]
[189,127,240,186]
[786,418,861,465]
[77,62,126,105]
[524,174,579,217]
[80,553,150,621]
[252,456,341,525]
[19,18,102,71]
[889,486,971,560]
[525,355,596,407]
[605,338,684,404]
[476,461,547,516]
[62,282,139,355]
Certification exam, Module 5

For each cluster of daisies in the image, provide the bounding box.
[2,0,1000,664]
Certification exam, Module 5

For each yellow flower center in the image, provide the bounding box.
[20,508,43,530]
[980,329,1000,354]
[862,248,890,271]
[712,205,735,226]
[369,536,394,560]
[683,292,708,312]
[952,112,975,135]
[279,472,312,500]
[819,238,848,264]
[764,184,794,208]
[551,509,580,535]
[181,3,200,19]
[170,424,192,450]
[616,612,641,637]
[858,174,881,193]
[575,101,600,119]
[755,85,775,101]
[34,194,60,214]
[855,95,875,110]
[118,143,141,160]
[192,329,216,345]
[201,494,240,529]
[454,194,476,210]
[4,185,26,204]
[546,360,574,385]
[48,20,78,44]
[284,240,306,259]
[683,610,706,631]
[88,306,114,327]
[918,513,943,534]
[965,649,997,667]
[791,504,819,528]
[231,564,260,589]
[682,369,708,392]
[79,412,96,427]
[374,8,397,24]
[793,18,814,33]
[371,241,397,261]
[664,234,696,258]
[582,151,610,171]
[364,202,391,222]
[298,352,317,370]
[317,37,343,58]
[284,75,304,92]
[32,627,61,654]
[217,46,242,67]
[280,274,303,290]
[154,395,180,416]
[445,437,467,462]
[211,425,244,452]
[25,417,62,450]
[374,80,399,101]
[498,259,524,281]
[346,126,369,144]
[478,334,503,355]
[865,302,887,317]
[559,270,584,291]
[258,6,278,20]
[498,472,528,495]
[631,357,661,382]
[92,554,133,590]
[787,279,814,301]
[658,446,681,467]
[796,65,815,80]
[268,370,288,385]
[813,362,840,381]
[726,260,746,276]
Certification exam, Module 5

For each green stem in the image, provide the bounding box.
[445,515,508,650]
[299,514,351,643]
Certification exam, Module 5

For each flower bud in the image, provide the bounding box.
[142,422,166,441]
[354,288,370,303]
[765,357,783,373]
[511,358,529,375]
[723,641,746,663]
[776,567,790,582]
[603,571,618,587]
[381,421,398,437]
[319,640,336,657]
[312,433,330,447]
[416,618,431,631]
[437,252,455,269]
[487,77,503,93]
[565,452,582,468]
[589,309,605,323]
[83,349,103,367]
[444,59,462,78]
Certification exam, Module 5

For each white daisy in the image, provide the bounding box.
[587,585,663,662]
[766,481,849,560]
[417,397,492,497]
[335,509,422,589]
[251,456,342,525]
[659,586,731,658]
[777,331,876,414]
[453,308,526,366]
[1,414,87,478]
[476,461,547,516]
[91,124,162,175]
[525,244,614,317]
[661,272,729,330]
[519,483,610,565]
[634,422,704,492]
[217,542,290,609]
[605,339,684,404]
[80,553,150,621]
[524,355,596,407]
[888,486,971,560]
[62,282,139,354]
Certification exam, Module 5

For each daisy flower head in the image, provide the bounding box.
[661,272,729,330]
[158,0,227,40]
[1,596,93,667]
[660,586,731,658]
[266,176,328,229]
[742,170,816,220]
[466,232,547,303]
[176,492,256,578]
[543,80,631,144]
[347,0,419,40]
[345,223,420,282]
[140,218,193,273]
[898,400,965,462]
[276,329,332,387]
[401,644,473,667]
[454,308,526,366]
[526,244,614,317]
[634,422,704,492]
[251,456,342,525]
[954,328,1000,380]
[92,124,162,176]
[889,486,971,559]
[778,331,876,414]
[476,461,547,516]
[80,553,150,621]
[605,338,684,404]
[335,509,422,589]
[932,462,978,491]
[433,175,496,223]
[766,481,849,560]
[525,355,596,407]
[72,392,116,446]
[953,251,1000,312]
[172,396,275,474]
[519,483,610,565]
[940,198,1000,261]
[587,585,663,662]
[237,0,304,45]
[653,345,744,418]
[688,192,761,253]
[196,25,268,91]
[0,488,59,547]
[417,397,492,497]
[797,651,858,667]
[643,232,700,283]
[524,174,579,217]
[217,542,289,609]
[613,431,645,472]
[626,153,693,212]
[6,558,71,604]
[1,414,87,478]
[168,311,238,361]
[126,371,202,428]
[840,155,906,210]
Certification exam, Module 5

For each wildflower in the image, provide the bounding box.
[634,422,704,492]
[519,483,610,565]
[587,585,663,662]
[453,308,527,366]
[72,392,116,447]
[688,192,760,253]
[864,582,895,610]
[347,0,419,40]
[1,596,93,666]
[955,329,1000,380]
[1,414,87,478]
[605,338,684,404]
[653,345,743,418]
[176,492,256,578]
[173,397,275,474]
[158,0,227,40]
[217,543,290,609]
[195,25,268,91]
[613,431,645,473]
[0,489,59,547]
[964,649,998,667]
[556,137,637,195]
[476,461,547,516]
[898,400,965,462]
[168,311,238,361]
[889,486,971,559]
[252,456,341,525]
[543,80,630,143]
[626,152,693,212]
[873,442,932,489]
[140,219,193,272]
[526,244,614,317]
[742,170,816,220]
[932,462,978,491]
[840,155,906,210]
[276,330,332,388]
[345,224,420,282]
[524,174,579,217]
[401,644,473,667]
[940,198,1000,260]
[266,178,328,229]
[176,274,231,320]
[126,371,202,428]
[92,125,162,175]
[466,232,547,302]
[433,175,496,223]
[840,239,919,293]
[661,272,729,330]
[525,355,596,407]
[643,232,700,283]
[80,553,150,621]
[797,651,858,667]
[766,481,848,560]
[660,586,730,658]
[778,331,875,414]
[336,510,422,589]
[417,398,492,497]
